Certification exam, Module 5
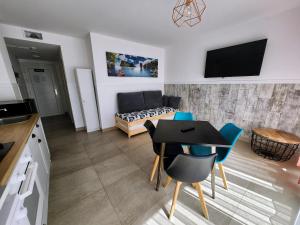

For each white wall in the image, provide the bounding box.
[165,7,300,84]
[7,51,29,99]
[89,33,165,129]
[0,24,92,128]
[0,30,21,100]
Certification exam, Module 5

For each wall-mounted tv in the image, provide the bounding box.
[204,39,267,78]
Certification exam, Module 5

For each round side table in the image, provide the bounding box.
[251,128,300,161]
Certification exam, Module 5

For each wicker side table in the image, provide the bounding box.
[251,128,300,161]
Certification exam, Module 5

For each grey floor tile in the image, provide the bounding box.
[93,153,140,187]
[105,169,170,225]
[50,142,86,160]
[85,141,122,164]
[49,166,103,216]
[50,151,91,178]
[124,142,155,171]
[48,190,121,225]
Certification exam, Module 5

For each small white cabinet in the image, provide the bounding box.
[75,68,100,132]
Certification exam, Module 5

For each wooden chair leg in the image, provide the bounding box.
[163,176,172,188]
[195,182,209,219]
[169,181,182,219]
[192,183,197,189]
[218,163,228,190]
[150,155,160,182]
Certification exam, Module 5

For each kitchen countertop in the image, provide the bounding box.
[0,114,39,186]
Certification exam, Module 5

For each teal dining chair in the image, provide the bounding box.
[174,111,195,121]
[190,123,243,190]
[174,112,195,150]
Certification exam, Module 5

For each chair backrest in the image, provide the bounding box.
[166,153,217,183]
[217,123,243,162]
[174,112,194,121]
[144,120,156,138]
[144,120,160,155]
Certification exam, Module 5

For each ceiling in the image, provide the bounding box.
[0,0,300,46]
[5,38,60,61]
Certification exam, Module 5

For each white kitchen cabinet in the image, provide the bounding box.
[0,118,50,225]
[28,135,48,196]
[28,119,50,225]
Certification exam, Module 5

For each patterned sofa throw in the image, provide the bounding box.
[116,107,176,122]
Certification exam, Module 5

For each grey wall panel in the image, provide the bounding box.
[165,83,300,138]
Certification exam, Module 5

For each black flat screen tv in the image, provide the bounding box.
[204,39,267,78]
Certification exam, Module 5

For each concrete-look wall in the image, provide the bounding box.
[0,23,92,129]
[165,83,300,138]
[89,33,165,129]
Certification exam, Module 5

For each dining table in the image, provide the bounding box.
[153,119,230,198]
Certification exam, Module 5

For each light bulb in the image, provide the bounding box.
[187,5,192,15]
[184,4,192,17]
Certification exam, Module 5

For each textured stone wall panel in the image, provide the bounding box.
[165,83,300,138]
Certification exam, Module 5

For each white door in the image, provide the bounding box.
[75,68,100,132]
[28,67,60,117]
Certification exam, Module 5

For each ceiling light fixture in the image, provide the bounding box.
[172,0,206,27]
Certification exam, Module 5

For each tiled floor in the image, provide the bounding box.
[43,115,300,225]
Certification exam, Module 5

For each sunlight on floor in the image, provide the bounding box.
[220,166,284,192]
[143,166,295,225]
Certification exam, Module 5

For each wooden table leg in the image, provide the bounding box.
[156,143,166,191]
[211,146,216,199]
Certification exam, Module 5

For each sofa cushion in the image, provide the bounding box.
[143,91,163,110]
[162,95,169,107]
[116,107,176,122]
[117,92,145,113]
[168,96,181,109]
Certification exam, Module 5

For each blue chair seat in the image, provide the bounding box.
[190,145,229,163]
[190,123,243,162]
[190,123,243,190]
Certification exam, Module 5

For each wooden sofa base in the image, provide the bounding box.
[115,112,175,138]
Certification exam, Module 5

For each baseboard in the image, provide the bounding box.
[75,126,86,132]
[239,136,250,143]
[101,126,117,132]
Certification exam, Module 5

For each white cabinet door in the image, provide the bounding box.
[75,68,100,132]
[35,120,50,172]
[28,122,50,225]
[28,135,48,196]
[34,119,50,225]
[22,174,45,225]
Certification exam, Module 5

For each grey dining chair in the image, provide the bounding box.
[164,153,217,220]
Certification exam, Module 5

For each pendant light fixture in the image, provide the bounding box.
[172,0,206,27]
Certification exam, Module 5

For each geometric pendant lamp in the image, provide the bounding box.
[172,0,206,27]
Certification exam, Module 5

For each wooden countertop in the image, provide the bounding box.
[253,128,300,145]
[0,114,39,186]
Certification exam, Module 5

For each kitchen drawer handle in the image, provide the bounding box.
[32,134,36,138]
[38,139,41,143]
[18,162,38,200]
[36,124,40,128]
